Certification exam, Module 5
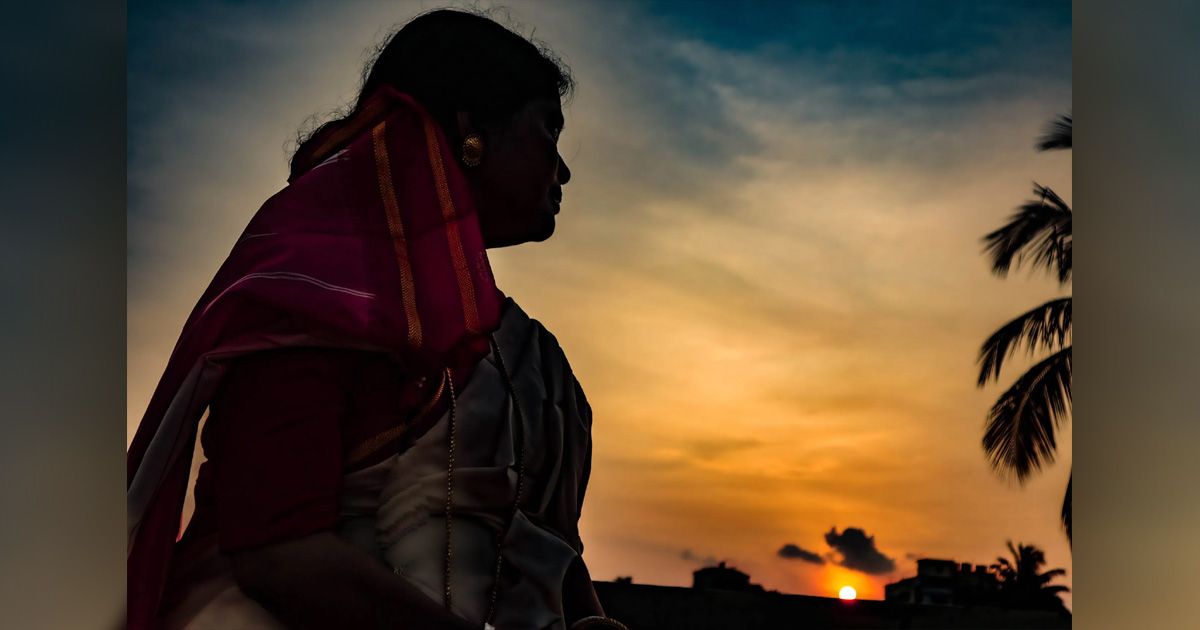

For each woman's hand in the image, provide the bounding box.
[230,531,478,630]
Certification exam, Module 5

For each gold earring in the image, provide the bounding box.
[462,134,484,167]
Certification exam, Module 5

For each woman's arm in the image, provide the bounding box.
[563,379,605,625]
[210,349,473,628]
[231,531,477,630]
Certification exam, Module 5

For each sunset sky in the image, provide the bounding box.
[128,0,1073,607]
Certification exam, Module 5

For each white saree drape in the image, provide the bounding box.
[158,300,592,630]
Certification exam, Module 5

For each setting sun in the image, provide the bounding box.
[839,586,857,601]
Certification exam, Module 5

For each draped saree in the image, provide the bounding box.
[127,87,511,629]
[156,299,593,630]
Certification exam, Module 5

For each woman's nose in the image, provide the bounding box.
[557,154,571,185]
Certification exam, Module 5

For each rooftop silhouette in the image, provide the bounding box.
[590,562,1070,629]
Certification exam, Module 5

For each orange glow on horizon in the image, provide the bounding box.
[819,565,881,600]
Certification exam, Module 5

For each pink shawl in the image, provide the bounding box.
[126,87,502,630]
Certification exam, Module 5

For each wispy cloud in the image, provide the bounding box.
[778,543,826,565]
[681,549,720,567]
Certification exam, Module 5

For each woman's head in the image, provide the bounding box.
[293,9,575,248]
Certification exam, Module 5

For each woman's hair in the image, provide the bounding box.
[290,8,574,179]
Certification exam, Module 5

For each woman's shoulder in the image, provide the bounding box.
[217,346,401,397]
[206,346,409,455]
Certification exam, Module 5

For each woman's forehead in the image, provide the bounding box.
[526,97,562,115]
[495,98,563,135]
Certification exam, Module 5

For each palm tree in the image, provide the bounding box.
[977,114,1072,544]
[990,541,1070,611]
[1036,114,1072,151]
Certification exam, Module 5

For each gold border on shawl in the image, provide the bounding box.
[372,121,423,348]
[344,370,448,468]
[419,115,481,334]
[345,424,409,470]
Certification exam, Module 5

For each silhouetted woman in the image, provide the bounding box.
[127,10,624,630]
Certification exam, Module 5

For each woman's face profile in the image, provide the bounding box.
[468,97,571,249]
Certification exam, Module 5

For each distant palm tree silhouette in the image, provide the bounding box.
[977,114,1072,544]
[990,540,1070,610]
[1035,115,1072,151]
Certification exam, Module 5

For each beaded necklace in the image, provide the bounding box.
[395,332,627,630]
[391,333,524,630]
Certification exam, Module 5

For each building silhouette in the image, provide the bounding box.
[884,559,1001,607]
[691,561,766,593]
[593,561,1070,629]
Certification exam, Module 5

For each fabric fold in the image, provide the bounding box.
[152,299,592,630]
[377,299,593,630]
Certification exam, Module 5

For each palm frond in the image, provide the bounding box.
[1016,545,1047,578]
[1038,568,1067,582]
[991,556,1014,578]
[992,541,1069,608]
[983,184,1072,284]
[978,298,1072,386]
[1062,471,1072,545]
[1036,114,1072,151]
[983,347,1072,482]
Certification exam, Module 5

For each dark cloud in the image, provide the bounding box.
[681,549,719,566]
[777,543,825,565]
[824,527,897,576]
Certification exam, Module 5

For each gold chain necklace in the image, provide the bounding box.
[438,333,527,628]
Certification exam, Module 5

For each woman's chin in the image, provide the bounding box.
[530,216,557,242]
[484,220,555,249]
[527,207,558,242]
